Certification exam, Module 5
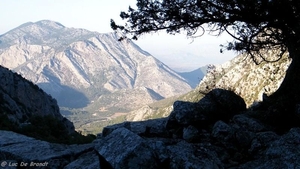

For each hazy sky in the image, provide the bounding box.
[0,0,236,72]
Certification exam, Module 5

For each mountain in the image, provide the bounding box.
[112,51,290,124]
[177,66,208,88]
[0,20,192,127]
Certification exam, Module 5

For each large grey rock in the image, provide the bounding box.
[239,128,300,168]
[102,118,169,137]
[95,127,159,169]
[182,125,200,142]
[212,120,234,143]
[95,127,223,169]
[166,141,222,169]
[232,114,266,132]
[0,130,93,169]
[248,131,279,156]
[166,89,246,137]
[63,151,99,169]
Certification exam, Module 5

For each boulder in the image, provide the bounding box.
[95,127,223,169]
[182,125,200,142]
[165,141,222,169]
[232,114,266,132]
[240,128,300,168]
[95,127,160,169]
[211,120,234,143]
[102,118,169,138]
[0,130,93,169]
[166,89,246,137]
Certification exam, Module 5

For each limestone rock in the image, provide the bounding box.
[240,128,300,168]
[198,53,290,107]
[182,125,200,142]
[166,88,246,137]
[95,127,159,169]
[102,118,169,138]
[0,130,93,169]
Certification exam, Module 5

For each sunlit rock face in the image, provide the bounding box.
[198,52,290,107]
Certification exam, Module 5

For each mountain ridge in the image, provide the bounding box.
[0,20,193,128]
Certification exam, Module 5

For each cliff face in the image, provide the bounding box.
[198,52,290,107]
[0,65,75,136]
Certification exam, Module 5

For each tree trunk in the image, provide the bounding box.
[261,43,300,133]
[272,49,300,100]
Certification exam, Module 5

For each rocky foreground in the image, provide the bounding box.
[1,89,300,169]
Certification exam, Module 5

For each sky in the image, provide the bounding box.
[0,0,237,72]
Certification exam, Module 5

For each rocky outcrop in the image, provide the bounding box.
[198,53,290,107]
[166,89,246,136]
[0,65,74,134]
[2,88,299,168]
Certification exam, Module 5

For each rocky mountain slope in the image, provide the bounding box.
[0,65,92,143]
[0,20,192,127]
[0,65,74,132]
[198,53,290,107]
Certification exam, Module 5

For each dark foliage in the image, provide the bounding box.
[112,0,300,64]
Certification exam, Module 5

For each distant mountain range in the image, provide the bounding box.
[0,20,205,127]
[177,66,207,88]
